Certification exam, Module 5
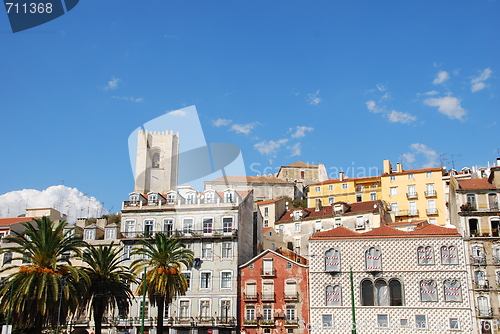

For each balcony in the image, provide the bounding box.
[425,190,437,198]
[406,192,418,200]
[122,197,241,211]
[196,316,215,325]
[243,319,258,326]
[259,319,276,327]
[474,280,490,290]
[284,318,300,326]
[284,292,300,301]
[261,293,276,302]
[477,307,493,318]
[426,208,438,215]
[120,229,237,240]
[261,268,276,277]
[471,256,487,265]
[173,317,195,326]
[395,210,419,217]
[216,317,235,326]
[243,293,258,302]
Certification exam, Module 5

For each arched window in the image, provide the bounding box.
[441,246,458,264]
[443,280,461,302]
[325,248,340,272]
[417,246,434,265]
[489,193,498,210]
[389,279,402,306]
[375,279,389,306]
[474,270,487,289]
[478,296,491,317]
[326,285,341,306]
[361,280,374,306]
[420,280,437,302]
[471,245,485,264]
[152,152,160,168]
[365,247,382,271]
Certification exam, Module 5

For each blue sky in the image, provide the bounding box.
[1,1,499,215]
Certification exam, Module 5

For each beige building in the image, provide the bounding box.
[257,198,288,229]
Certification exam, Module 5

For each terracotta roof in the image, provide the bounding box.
[257,198,284,205]
[263,227,273,233]
[0,217,37,227]
[207,175,289,184]
[387,219,427,227]
[310,224,459,240]
[458,178,496,190]
[277,200,381,223]
[282,161,319,168]
[309,176,380,186]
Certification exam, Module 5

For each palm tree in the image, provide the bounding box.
[0,216,87,334]
[132,233,194,334]
[80,242,135,334]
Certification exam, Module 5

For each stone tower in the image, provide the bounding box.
[134,129,179,193]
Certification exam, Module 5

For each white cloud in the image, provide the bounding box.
[409,143,439,168]
[230,123,257,135]
[212,118,232,127]
[254,139,288,155]
[168,109,188,117]
[424,95,466,120]
[386,110,417,124]
[290,126,314,138]
[307,90,322,106]
[104,77,120,90]
[423,90,439,96]
[376,84,386,92]
[366,100,383,113]
[112,96,144,103]
[432,71,450,85]
[471,68,492,92]
[288,143,301,157]
[0,185,106,224]
[402,153,416,164]
[381,92,391,100]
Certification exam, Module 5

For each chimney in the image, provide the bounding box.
[339,172,345,181]
[497,158,500,167]
[383,160,392,174]
[315,199,323,212]
[396,162,403,172]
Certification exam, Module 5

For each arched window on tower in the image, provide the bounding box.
[152,152,160,168]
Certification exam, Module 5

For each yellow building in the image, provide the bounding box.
[307,173,382,207]
[307,160,447,226]
[380,159,447,225]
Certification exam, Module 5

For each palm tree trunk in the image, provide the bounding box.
[93,302,104,334]
[156,297,165,334]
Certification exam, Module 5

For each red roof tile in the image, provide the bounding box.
[0,217,36,227]
[257,198,284,205]
[282,161,319,168]
[381,167,444,177]
[458,178,495,190]
[208,175,289,184]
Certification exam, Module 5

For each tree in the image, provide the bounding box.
[80,242,135,334]
[132,234,194,334]
[0,216,87,334]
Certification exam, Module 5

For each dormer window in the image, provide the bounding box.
[186,193,195,204]
[205,192,215,204]
[148,193,158,203]
[225,191,234,203]
[167,193,176,204]
[84,228,96,241]
[293,210,301,220]
[130,193,139,203]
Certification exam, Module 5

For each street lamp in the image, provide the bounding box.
[56,275,70,334]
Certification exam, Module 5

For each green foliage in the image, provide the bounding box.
[101,214,121,225]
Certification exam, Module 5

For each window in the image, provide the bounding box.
[334,218,341,228]
[415,315,427,329]
[370,192,377,201]
[356,194,362,202]
[294,239,301,255]
[123,245,131,260]
[200,300,210,318]
[84,228,95,241]
[361,278,401,306]
[167,193,176,203]
[322,315,333,327]
[222,242,232,258]
[286,261,292,268]
[417,246,434,265]
[263,305,272,321]
[149,193,158,203]
[475,270,487,288]
[285,280,297,299]
[408,184,416,197]
[472,245,485,263]
[286,305,295,321]
[183,272,191,290]
[279,224,284,232]
[365,247,381,271]
[377,315,389,328]
[408,173,414,180]
[478,296,491,316]
[144,220,154,236]
[342,183,348,189]
[182,218,193,234]
[389,279,403,306]
[201,272,211,289]
[356,216,365,229]
[225,191,234,203]
[3,252,12,265]
[361,280,374,306]
[246,282,257,298]
[105,228,116,239]
[313,220,321,231]
[203,218,213,233]
[221,272,232,288]
[443,280,461,301]
[220,300,230,320]
[325,248,340,272]
[427,199,436,214]
[125,220,135,236]
[426,183,435,196]
[390,175,396,181]
[315,186,321,192]
[264,220,268,227]
[130,193,139,203]
[205,192,215,204]
[328,196,334,204]
[467,194,477,208]
[186,193,195,204]
[202,243,213,260]
[245,306,255,321]
[390,202,398,215]
[426,171,432,178]
[326,285,341,306]
[390,187,397,196]
[420,280,437,301]
[372,183,378,188]
[489,193,499,210]
[262,281,274,299]
[449,318,460,330]
[163,219,173,236]
[264,207,269,217]
[328,185,333,191]
[180,300,189,318]
[295,222,301,232]
[441,246,458,264]
[263,259,274,275]
[409,201,417,216]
